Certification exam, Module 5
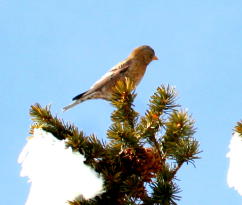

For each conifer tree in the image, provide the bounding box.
[29,78,200,205]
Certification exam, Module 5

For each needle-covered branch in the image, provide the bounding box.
[149,85,178,115]
[136,86,178,155]
[110,78,139,128]
[30,103,73,140]
[234,120,242,135]
[107,78,140,149]
[29,104,106,167]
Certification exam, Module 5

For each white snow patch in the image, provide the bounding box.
[18,128,104,205]
[227,132,242,195]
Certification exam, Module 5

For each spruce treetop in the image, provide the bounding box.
[30,78,200,205]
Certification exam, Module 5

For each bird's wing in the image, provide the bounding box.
[89,59,132,91]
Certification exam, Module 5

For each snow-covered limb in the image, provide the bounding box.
[227,132,242,195]
[18,128,104,205]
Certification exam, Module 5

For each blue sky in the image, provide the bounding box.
[1,1,242,204]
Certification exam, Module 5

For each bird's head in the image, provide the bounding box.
[130,45,158,65]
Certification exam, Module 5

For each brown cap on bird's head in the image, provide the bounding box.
[129,45,158,64]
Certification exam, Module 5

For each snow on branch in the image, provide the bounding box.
[18,128,104,205]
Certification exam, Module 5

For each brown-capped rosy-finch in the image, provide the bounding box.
[63,45,158,111]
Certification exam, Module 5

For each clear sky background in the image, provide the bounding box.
[1,1,242,204]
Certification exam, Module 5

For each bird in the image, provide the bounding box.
[63,45,158,111]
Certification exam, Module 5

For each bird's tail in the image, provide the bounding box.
[63,91,97,111]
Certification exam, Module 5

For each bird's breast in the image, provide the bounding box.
[127,62,147,86]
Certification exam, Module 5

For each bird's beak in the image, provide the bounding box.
[152,56,158,60]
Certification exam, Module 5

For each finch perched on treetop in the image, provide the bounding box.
[63,45,158,111]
